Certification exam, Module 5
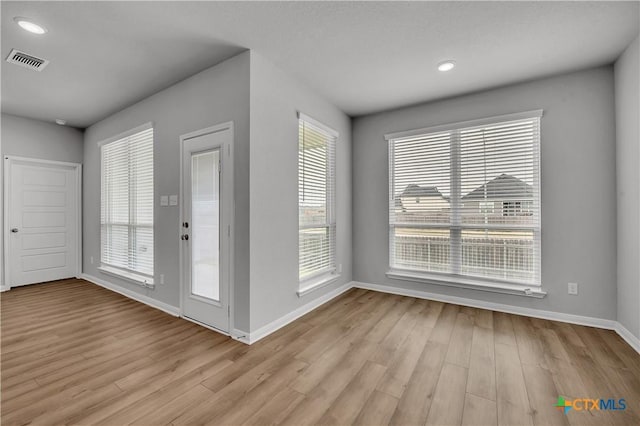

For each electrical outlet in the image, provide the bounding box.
[160,274,164,285]
[568,282,578,295]
[90,256,94,264]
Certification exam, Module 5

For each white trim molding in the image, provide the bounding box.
[244,281,353,345]
[97,265,154,287]
[353,281,640,354]
[297,272,341,297]
[353,281,616,330]
[81,273,179,317]
[615,322,640,354]
[297,112,339,138]
[387,270,546,298]
[97,122,153,147]
[231,328,251,345]
[76,273,640,354]
[384,109,543,141]
[0,286,10,292]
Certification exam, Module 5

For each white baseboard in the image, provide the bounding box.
[353,281,617,330]
[244,281,354,345]
[353,281,640,354]
[0,285,10,292]
[76,272,640,355]
[615,322,640,354]
[231,329,251,345]
[80,273,180,317]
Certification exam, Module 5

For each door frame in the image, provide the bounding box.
[3,156,83,289]
[178,122,235,336]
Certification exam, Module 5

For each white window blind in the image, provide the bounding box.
[388,111,541,286]
[298,114,337,283]
[101,125,154,281]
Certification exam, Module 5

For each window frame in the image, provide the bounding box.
[99,122,155,286]
[297,112,339,295]
[385,110,544,296]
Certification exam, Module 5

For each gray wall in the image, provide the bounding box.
[614,36,640,338]
[353,66,618,320]
[1,113,84,163]
[248,52,352,332]
[82,52,251,331]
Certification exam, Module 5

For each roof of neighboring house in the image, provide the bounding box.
[400,184,446,198]
[462,174,532,200]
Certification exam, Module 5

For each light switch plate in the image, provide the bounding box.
[160,195,169,206]
[568,282,578,295]
[169,195,178,206]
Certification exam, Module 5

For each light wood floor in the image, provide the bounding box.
[1,279,639,425]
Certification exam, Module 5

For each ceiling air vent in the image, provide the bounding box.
[6,48,49,71]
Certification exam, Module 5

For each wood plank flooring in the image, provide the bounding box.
[1,279,639,425]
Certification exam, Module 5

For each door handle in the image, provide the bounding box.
[181,234,189,241]
[11,228,18,233]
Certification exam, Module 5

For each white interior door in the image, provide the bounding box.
[4,157,80,287]
[181,124,232,333]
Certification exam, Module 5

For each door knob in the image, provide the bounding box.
[11,228,18,233]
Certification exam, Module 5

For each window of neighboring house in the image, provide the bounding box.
[298,113,338,292]
[502,201,534,216]
[479,201,494,214]
[502,201,521,216]
[100,124,154,285]
[387,111,542,287]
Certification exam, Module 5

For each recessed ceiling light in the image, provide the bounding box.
[437,60,456,72]
[55,119,67,125]
[14,17,47,35]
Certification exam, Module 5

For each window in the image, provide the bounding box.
[479,201,494,214]
[100,124,154,284]
[298,113,337,287]
[387,111,541,287]
[502,200,533,216]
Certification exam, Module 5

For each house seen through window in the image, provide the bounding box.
[388,112,542,286]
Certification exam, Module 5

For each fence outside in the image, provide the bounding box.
[392,233,535,282]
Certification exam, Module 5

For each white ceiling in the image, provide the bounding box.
[2,1,638,128]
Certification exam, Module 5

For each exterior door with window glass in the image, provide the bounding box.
[181,124,232,333]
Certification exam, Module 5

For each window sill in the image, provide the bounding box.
[297,272,341,297]
[386,269,546,298]
[98,266,154,288]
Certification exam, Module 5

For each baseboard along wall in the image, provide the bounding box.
[76,274,639,353]
[80,273,180,317]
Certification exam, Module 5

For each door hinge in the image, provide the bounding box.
[228,225,230,237]
[228,305,230,317]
